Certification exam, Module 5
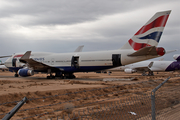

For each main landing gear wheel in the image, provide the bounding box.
[64,75,76,79]
[148,71,154,76]
[14,74,19,77]
[46,73,76,79]
[142,72,147,76]
[47,75,55,79]
[63,73,76,79]
[14,72,19,77]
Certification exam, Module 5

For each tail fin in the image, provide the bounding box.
[121,10,171,50]
[74,45,84,52]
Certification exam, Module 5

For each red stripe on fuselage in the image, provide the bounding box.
[135,15,169,35]
[13,55,23,58]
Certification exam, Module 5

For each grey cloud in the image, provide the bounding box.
[0,0,179,63]
[0,0,171,26]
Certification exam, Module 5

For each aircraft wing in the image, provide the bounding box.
[0,55,12,58]
[19,51,62,72]
[134,67,151,72]
[128,46,159,56]
[130,61,154,72]
[136,61,154,71]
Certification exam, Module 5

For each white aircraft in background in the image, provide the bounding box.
[4,10,171,79]
[111,54,180,76]
[0,65,8,71]
[0,60,8,71]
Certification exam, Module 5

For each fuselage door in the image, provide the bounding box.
[112,54,122,67]
[12,58,17,67]
[71,56,79,68]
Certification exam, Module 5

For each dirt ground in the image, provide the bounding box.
[0,71,180,119]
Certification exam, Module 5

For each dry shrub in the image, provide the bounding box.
[103,89,109,92]
[113,93,118,96]
[69,112,80,120]
[0,107,6,112]
[17,113,25,117]
[131,77,138,81]
[13,93,19,97]
[5,103,13,107]
[63,103,74,114]
[28,109,43,116]
[116,85,126,90]
[28,109,37,115]
[9,85,15,88]
[61,111,80,120]
[46,92,52,96]
[92,105,100,109]
[34,91,46,96]
[64,80,70,82]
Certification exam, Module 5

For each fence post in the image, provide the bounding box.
[151,77,170,120]
[2,97,28,120]
[151,91,156,120]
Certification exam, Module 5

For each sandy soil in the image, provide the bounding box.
[0,71,179,119]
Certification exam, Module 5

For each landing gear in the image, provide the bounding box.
[14,72,19,77]
[142,71,147,76]
[142,71,154,76]
[64,73,76,79]
[148,71,154,76]
[46,72,76,79]
[46,75,55,79]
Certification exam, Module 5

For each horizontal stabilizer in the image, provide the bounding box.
[20,51,31,59]
[165,49,178,54]
[0,55,12,58]
[128,46,158,56]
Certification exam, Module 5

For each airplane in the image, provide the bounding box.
[0,60,8,71]
[4,10,171,79]
[110,54,180,76]
[0,65,8,71]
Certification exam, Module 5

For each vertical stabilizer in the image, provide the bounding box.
[120,10,171,50]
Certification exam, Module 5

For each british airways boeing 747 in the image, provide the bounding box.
[4,10,171,79]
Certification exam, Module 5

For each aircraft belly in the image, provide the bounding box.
[8,67,23,72]
[57,66,113,72]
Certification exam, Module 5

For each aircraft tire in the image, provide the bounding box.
[14,74,19,77]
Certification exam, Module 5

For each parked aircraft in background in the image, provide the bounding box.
[0,60,8,71]
[4,10,171,79]
[0,65,8,71]
[110,54,180,76]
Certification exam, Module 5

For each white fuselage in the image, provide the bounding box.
[4,49,159,73]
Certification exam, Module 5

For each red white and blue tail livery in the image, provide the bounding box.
[4,10,171,79]
[121,10,171,51]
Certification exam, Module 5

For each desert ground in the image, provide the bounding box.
[0,71,180,119]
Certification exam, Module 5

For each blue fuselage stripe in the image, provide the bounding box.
[8,66,114,73]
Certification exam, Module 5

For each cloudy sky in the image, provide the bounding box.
[0,0,180,62]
